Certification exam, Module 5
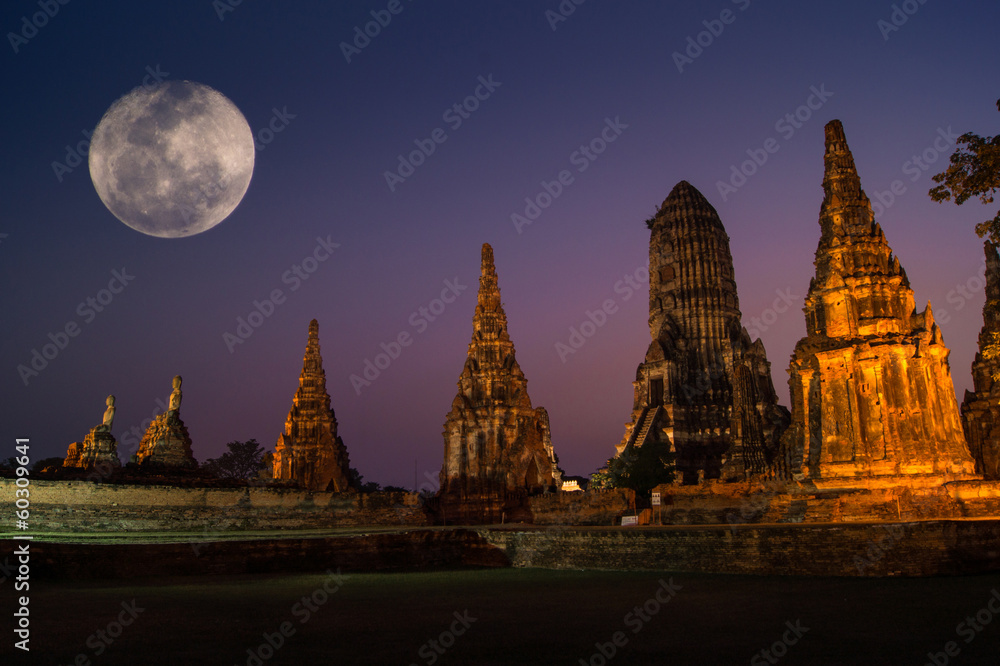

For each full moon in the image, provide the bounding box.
[89,80,255,238]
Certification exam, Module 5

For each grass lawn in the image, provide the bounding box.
[12,568,1000,665]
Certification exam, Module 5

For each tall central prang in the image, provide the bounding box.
[619,181,789,484]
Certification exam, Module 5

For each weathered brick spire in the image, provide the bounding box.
[439,243,559,522]
[977,242,1000,354]
[273,319,352,491]
[820,119,868,234]
[647,181,737,342]
[460,244,527,406]
[785,120,975,481]
[619,180,789,484]
[961,241,1000,478]
[473,243,516,349]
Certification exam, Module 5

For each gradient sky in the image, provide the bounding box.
[2,0,998,489]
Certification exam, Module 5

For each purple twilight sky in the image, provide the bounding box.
[2,0,998,488]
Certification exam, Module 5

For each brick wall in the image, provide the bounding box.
[528,489,632,525]
[6,478,1000,535]
[2,479,430,531]
[479,520,1000,577]
[16,520,1000,579]
[18,529,510,579]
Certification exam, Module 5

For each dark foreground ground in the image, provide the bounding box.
[7,569,1000,665]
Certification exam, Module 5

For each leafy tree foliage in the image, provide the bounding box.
[930,99,1000,377]
[929,98,1000,242]
[348,467,380,493]
[31,457,66,473]
[644,205,659,230]
[589,467,613,490]
[597,438,675,498]
[202,439,266,480]
[982,331,1000,382]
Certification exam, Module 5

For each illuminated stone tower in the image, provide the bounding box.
[619,181,789,484]
[439,244,559,522]
[960,241,1000,478]
[784,120,975,481]
[273,319,352,492]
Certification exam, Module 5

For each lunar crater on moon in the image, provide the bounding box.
[89,80,255,238]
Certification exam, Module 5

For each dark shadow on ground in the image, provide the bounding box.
[7,568,1000,665]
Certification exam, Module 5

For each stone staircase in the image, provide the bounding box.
[629,406,663,448]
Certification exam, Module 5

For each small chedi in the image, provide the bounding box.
[272,319,352,492]
[960,241,1000,479]
[618,181,789,484]
[63,395,122,470]
[135,375,197,469]
[783,120,975,482]
[439,243,560,522]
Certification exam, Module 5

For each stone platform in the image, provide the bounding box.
[639,477,1000,526]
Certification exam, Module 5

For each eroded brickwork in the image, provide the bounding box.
[784,120,975,480]
[439,244,560,522]
[961,241,1000,479]
[272,319,352,492]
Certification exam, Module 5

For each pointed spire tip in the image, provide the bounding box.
[481,243,495,270]
[825,119,846,143]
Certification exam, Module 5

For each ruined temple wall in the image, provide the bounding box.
[480,520,1000,577]
[20,530,509,579]
[791,345,971,478]
[5,479,626,532]
[531,480,1000,526]
[528,490,632,525]
[1,480,428,531]
[801,343,970,474]
[7,478,999,533]
[963,393,1000,479]
[14,521,1000,579]
[652,480,1000,525]
[961,241,1000,479]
